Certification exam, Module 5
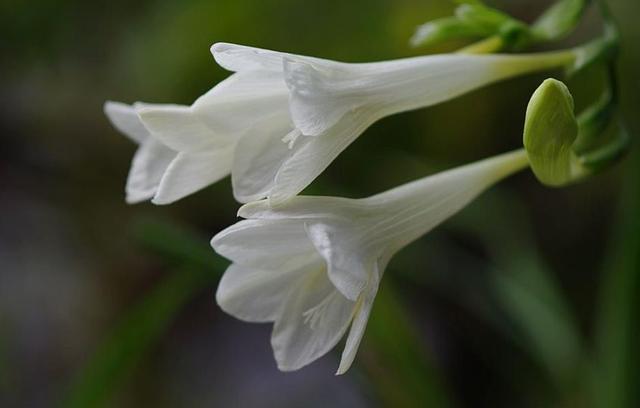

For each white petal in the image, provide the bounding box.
[336,280,379,375]
[363,149,529,250]
[216,263,306,323]
[152,147,234,204]
[305,222,371,302]
[271,268,356,371]
[211,42,334,73]
[211,42,289,72]
[283,58,354,137]
[238,196,365,221]
[125,140,176,204]
[269,109,381,205]
[231,113,299,203]
[137,104,230,153]
[104,101,150,145]
[211,219,317,270]
[192,70,290,136]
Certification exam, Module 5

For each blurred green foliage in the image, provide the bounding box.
[63,220,224,408]
[2,0,639,407]
[593,147,640,408]
[363,283,452,407]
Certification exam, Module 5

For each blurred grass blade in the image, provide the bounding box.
[490,256,583,387]
[361,281,452,407]
[63,219,224,408]
[132,216,225,270]
[453,192,585,388]
[63,267,218,408]
[593,150,640,408]
[0,327,9,398]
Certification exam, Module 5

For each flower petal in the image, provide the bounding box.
[238,196,365,221]
[283,58,354,137]
[336,280,379,375]
[231,113,299,203]
[210,42,332,73]
[104,101,151,145]
[136,104,229,153]
[269,109,381,205]
[305,222,371,302]
[192,70,290,135]
[211,43,289,73]
[216,263,307,323]
[125,140,176,204]
[362,149,529,250]
[271,268,355,371]
[211,219,317,270]
[152,147,234,204]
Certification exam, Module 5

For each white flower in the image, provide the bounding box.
[211,42,574,204]
[105,69,292,204]
[104,101,179,204]
[211,149,529,374]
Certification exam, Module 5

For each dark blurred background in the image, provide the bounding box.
[1,0,638,407]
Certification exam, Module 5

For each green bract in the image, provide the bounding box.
[412,0,592,51]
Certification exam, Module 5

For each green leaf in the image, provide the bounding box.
[593,147,640,408]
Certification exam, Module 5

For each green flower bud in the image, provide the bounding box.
[523,79,587,186]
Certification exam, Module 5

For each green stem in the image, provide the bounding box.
[458,35,504,54]
[496,49,577,80]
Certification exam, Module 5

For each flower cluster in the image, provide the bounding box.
[106,1,623,374]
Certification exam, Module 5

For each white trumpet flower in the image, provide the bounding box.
[104,101,179,204]
[211,42,575,204]
[105,69,292,204]
[211,149,529,374]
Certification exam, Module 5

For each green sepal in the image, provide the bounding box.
[574,90,615,154]
[410,16,491,48]
[410,3,528,49]
[531,0,590,42]
[566,4,619,77]
[579,119,630,172]
[412,0,591,50]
